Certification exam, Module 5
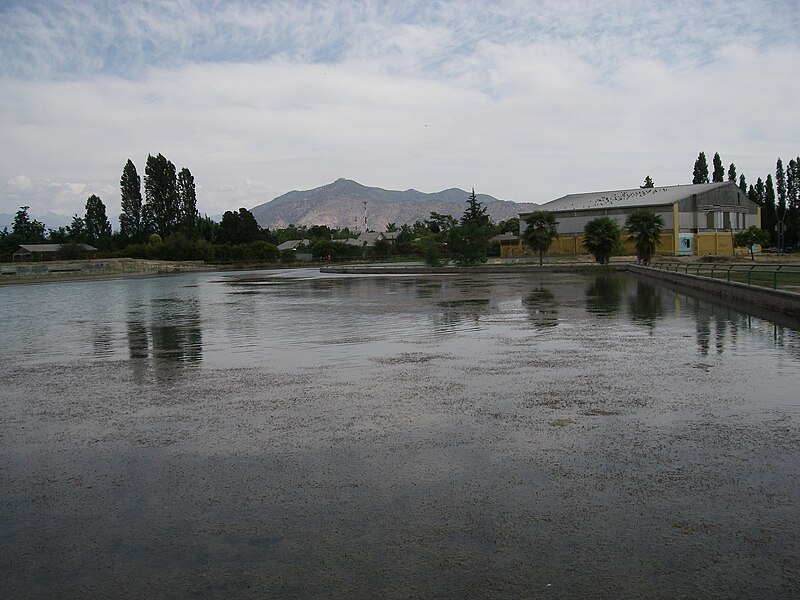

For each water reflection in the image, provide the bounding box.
[628,280,664,329]
[585,273,624,316]
[523,287,559,328]
[126,293,203,383]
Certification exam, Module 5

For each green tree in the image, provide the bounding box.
[522,211,558,265]
[739,174,747,195]
[461,188,490,227]
[144,153,179,237]
[119,159,144,241]
[447,222,488,265]
[712,152,724,183]
[84,194,112,244]
[12,206,45,243]
[641,175,654,188]
[733,226,771,261]
[426,212,458,233]
[728,163,737,182]
[625,209,664,265]
[218,208,260,244]
[68,214,87,243]
[583,216,621,264]
[177,167,198,237]
[763,175,777,244]
[693,151,709,184]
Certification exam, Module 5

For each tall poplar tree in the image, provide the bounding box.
[712,152,724,182]
[727,163,737,182]
[144,153,179,237]
[776,158,787,213]
[119,159,144,241]
[739,174,747,195]
[763,175,777,244]
[84,195,112,244]
[693,152,709,184]
[177,167,198,237]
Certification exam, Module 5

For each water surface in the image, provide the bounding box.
[1,269,798,598]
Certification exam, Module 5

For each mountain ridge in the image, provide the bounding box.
[251,179,537,230]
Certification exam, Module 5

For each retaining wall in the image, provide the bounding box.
[629,264,800,318]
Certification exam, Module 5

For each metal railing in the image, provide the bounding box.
[649,262,800,292]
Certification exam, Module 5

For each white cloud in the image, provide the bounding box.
[0,0,798,221]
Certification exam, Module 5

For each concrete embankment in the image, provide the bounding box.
[629,264,800,318]
[0,258,208,285]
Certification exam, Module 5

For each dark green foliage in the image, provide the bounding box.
[495,217,519,234]
[177,168,198,237]
[522,211,558,265]
[119,159,144,241]
[625,209,664,265]
[310,240,362,261]
[461,189,490,227]
[218,208,260,245]
[728,163,737,182]
[733,226,771,261]
[84,194,112,244]
[712,152,724,183]
[583,216,621,264]
[144,153,179,237]
[693,152,709,184]
[739,174,747,195]
[196,214,220,242]
[763,175,777,244]
[12,206,45,243]
[447,222,489,265]
[69,215,87,243]
[427,211,457,233]
[641,175,654,188]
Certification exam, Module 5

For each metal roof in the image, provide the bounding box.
[531,182,730,213]
[15,243,97,252]
[276,239,310,251]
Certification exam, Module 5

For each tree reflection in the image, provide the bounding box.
[628,281,663,330]
[585,274,624,316]
[523,287,559,328]
[126,295,203,383]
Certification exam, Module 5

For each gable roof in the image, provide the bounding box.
[533,182,730,213]
[277,239,310,251]
[15,243,97,253]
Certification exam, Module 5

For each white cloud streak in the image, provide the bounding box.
[0,0,798,222]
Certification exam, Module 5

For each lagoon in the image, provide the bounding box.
[1,268,798,598]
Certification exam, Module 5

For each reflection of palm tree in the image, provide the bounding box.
[586,274,623,316]
[628,281,663,329]
[523,287,558,328]
[625,209,664,265]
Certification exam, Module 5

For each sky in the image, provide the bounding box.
[1,0,798,226]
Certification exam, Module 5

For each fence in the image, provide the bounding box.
[650,262,800,292]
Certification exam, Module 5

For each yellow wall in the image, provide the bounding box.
[695,232,734,256]
[499,240,524,258]
[545,233,676,256]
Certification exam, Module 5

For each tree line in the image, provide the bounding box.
[691,150,799,250]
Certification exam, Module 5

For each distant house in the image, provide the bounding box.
[345,232,393,247]
[277,239,313,261]
[519,182,761,257]
[12,244,97,262]
[489,233,523,258]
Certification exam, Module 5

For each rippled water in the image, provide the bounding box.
[1,268,798,598]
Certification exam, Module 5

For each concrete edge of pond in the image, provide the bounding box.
[629,264,800,318]
[319,264,628,275]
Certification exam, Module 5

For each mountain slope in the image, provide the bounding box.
[250,179,536,230]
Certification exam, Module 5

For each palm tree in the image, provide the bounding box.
[523,211,558,265]
[625,209,664,265]
[583,216,621,264]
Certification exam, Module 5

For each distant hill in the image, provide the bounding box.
[250,179,537,231]
[0,211,74,232]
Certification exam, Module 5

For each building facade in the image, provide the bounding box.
[519,182,761,257]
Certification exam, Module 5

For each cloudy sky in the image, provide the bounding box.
[1,0,798,225]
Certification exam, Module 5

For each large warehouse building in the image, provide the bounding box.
[519,181,762,257]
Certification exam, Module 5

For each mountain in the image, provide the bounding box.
[250,179,537,230]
